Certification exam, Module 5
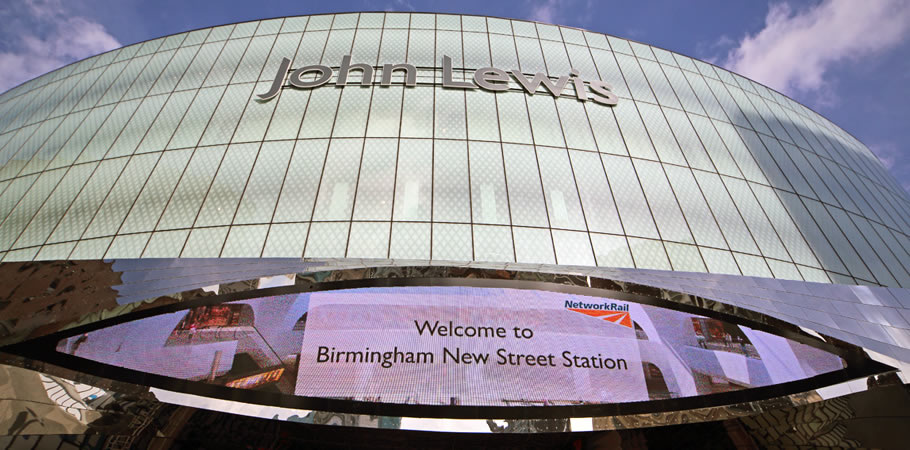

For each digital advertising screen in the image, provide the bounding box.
[56,286,845,407]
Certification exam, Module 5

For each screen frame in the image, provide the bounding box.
[1,266,893,420]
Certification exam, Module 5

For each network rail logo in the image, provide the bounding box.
[565,299,632,328]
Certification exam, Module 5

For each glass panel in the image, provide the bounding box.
[168,86,227,149]
[135,90,195,154]
[82,153,159,239]
[633,159,694,244]
[435,88,466,139]
[432,223,472,261]
[473,224,513,262]
[232,35,278,83]
[222,224,269,257]
[613,53,655,103]
[665,242,706,272]
[638,59,681,109]
[107,94,168,157]
[469,141,510,225]
[393,139,432,221]
[181,227,228,257]
[750,183,820,268]
[721,176,790,261]
[148,46,199,95]
[155,145,226,230]
[175,41,225,91]
[264,88,309,141]
[513,226,555,264]
[294,31,329,67]
[537,146,585,231]
[556,98,595,151]
[347,222,390,258]
[8,164,93,249]
[514,37,546,74]
[700,247,741,275]
[663,165,727,249]
[407,30,435,67]
[47,159,127,242]
[502,143,548,227]
[298,87,341,139]
[333,86,372,138]
[400,86,433,138]
[273,140,329,223]
[312,139,363,221]
[463,32,491,69]
[662,108,715,172]
[199,83,255,146]
[203,38,250,87]
[526,95,565,148]
[232,81,279,143]
[636,101,686,165]
[433,140,470,223]
[590,233,633,267]
[195,142,259,227]
[119,149,193,234]
[569,150,622,234]
[261,223,309,257]
[552,229,595,266]
[628,237,670,270]
[352,138,397,221]
[104,233,151,259]
[496,91,532,144]
[601,154,659,239]
[390,222,430,259]
[465,89,499,141]
[233,141,294,224]
[611,101,657,160]
[366,86,402,138]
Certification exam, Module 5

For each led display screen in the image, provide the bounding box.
[57,286,844,407]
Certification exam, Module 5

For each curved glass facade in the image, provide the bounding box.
[0,12,909,290]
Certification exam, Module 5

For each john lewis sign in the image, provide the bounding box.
[258,55,618,106]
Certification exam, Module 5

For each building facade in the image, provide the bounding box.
[1,12,909,443]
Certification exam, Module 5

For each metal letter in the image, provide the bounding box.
[442,55,474,89]
[381,63,417,86]
[288,64,332,89]
[337,55,374,86]
[509,70,569,97]
[257,57,292,100]
[473,67,510,91]
[589,80,619,106]
[570,69,587,101]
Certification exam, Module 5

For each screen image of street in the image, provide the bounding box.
[57,285,846,406]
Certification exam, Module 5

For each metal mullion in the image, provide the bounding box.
[598,38,676,270]
[344,15,383,258]
[168,37,259,258]
[259,25,309,258]
[522,24,559,264]
[547,27,599,265]
[384,14,410,259]
[139,39,239,258]
[481,20,513,261]
[626,53,710,271]
[577,30,631,248]
[651,58,746,275]
[674,58,791,277]
[300,13,349,258]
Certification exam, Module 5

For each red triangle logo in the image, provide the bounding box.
[567,308,632,328]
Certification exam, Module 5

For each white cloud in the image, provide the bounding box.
[0,0,121,93]
[529,0,559,24]
[720,0,910,96]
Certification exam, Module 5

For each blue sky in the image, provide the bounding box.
[1,0,908,192]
